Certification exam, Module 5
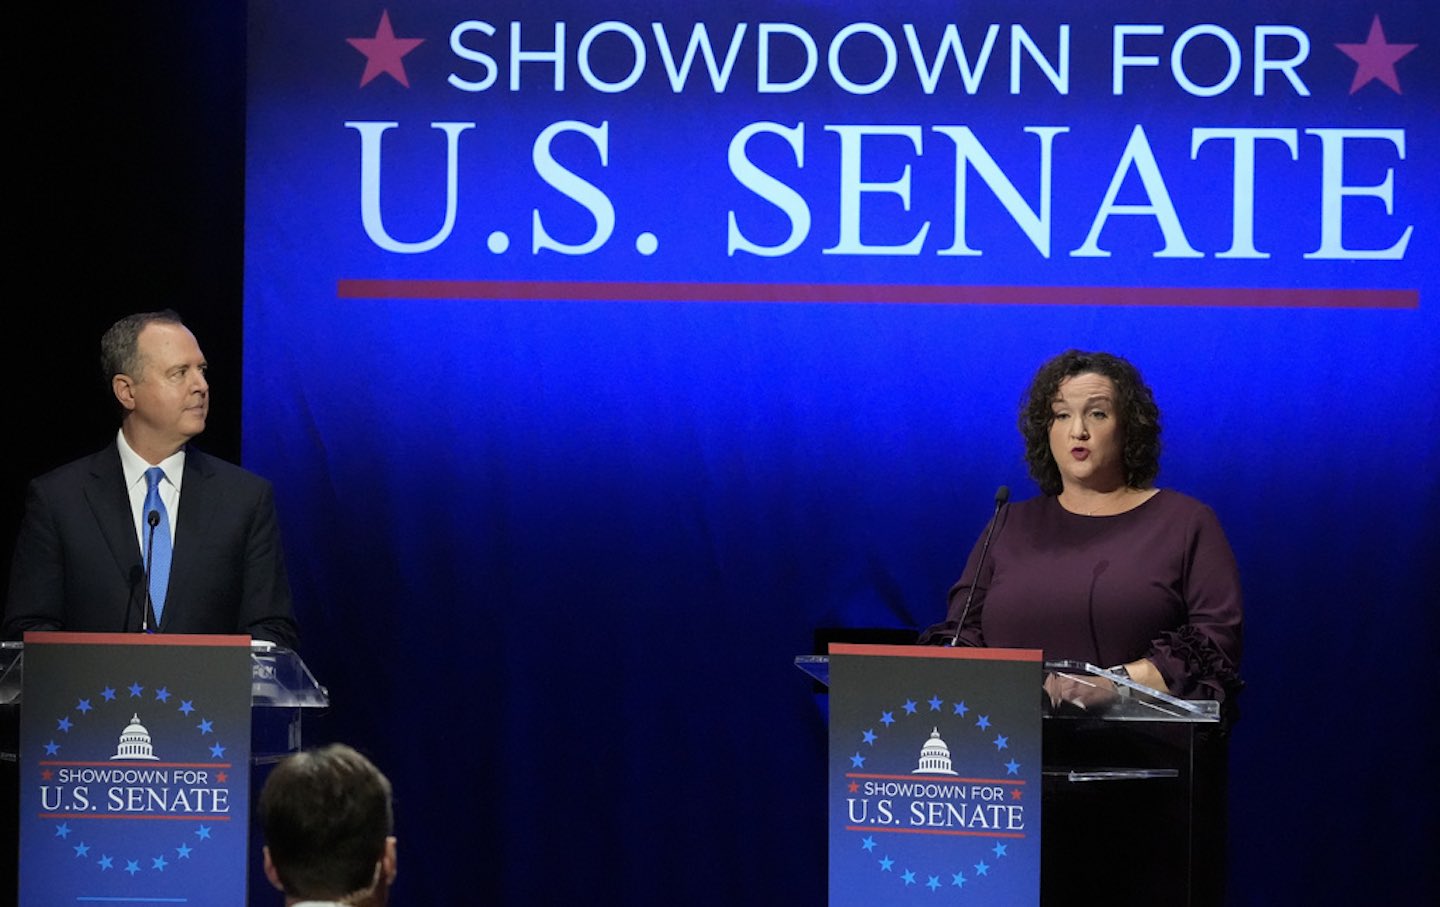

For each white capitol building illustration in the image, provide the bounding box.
[110,713,161,761]
[912,727,958,775]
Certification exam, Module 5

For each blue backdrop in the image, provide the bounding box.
[244,2,1437,902]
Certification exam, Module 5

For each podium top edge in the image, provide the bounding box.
[21,632,256,649]
[828,642,1044,662]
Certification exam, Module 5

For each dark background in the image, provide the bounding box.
[8,5,246,573]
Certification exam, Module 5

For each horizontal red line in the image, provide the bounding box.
[38,813,231,821]
[845,825,1026,839]
[830,643,1043,662]
[847,773,1023,785]
[41,762,232,769]
[337,279,1417,309]
[23,631,251,648]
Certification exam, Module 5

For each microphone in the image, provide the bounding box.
[143,509,160,633]
[949,485,1010,647]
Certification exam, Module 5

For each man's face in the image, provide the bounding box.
[117,322,209,454]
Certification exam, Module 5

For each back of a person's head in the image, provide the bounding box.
[260,743,393,902]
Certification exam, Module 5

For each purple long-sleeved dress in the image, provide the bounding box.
[920,489,1243,704]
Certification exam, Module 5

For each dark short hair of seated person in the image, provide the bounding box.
[260,744,397,905]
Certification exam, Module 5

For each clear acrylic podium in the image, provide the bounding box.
[0,639,330,763]
[798,653,1228,906]
[1,638,330,904]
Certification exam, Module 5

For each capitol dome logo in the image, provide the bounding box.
[912,727,958,775]
[110,713,161,761]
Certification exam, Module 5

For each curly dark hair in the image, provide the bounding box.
[1019,350,1161,495]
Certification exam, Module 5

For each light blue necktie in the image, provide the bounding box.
[142,467,172,626]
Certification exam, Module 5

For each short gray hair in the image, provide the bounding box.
[99,310,185,380]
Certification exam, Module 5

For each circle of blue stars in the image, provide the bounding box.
[848,692,1025,894]
[42,679,231,877]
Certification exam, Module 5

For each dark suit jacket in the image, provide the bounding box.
[3,443,299,648]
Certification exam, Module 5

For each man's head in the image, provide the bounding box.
[102,310,210,463]
[260,744,397,906]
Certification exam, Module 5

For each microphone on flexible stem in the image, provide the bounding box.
[142,510,160,633]
[949,485,1010,647]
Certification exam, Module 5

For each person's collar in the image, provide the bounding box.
[116,428,187,492]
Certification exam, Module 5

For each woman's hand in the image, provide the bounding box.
[1044,659,1169,710]
[1044,671,1120,710]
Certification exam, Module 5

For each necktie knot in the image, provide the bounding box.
[145,466,166,492]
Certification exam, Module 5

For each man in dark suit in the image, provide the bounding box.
[2,310,298,647]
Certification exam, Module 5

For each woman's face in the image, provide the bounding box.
[1047,372,1126,492]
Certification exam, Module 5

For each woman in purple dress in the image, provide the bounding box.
[921,350,1244,904]
[921,349,1244,711]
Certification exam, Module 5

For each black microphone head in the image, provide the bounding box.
[995,485,1010,505]
[147,510,160,527]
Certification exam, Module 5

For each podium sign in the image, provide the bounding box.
[18,632,253,906]
[828,644,1043,905]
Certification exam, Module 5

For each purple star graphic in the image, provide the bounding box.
[347,10,425,88]
[1336,16,1416,94]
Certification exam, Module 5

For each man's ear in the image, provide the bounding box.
[262,845,285,893]
[381,836,398,884]
[112,374,137,413]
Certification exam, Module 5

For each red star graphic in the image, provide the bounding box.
[216,771,228,783]
[1336,15,1417,95]
[848,781,859,793]
[41,769,53,781]
[347,10,425,88]
[1010,788,1023,801]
